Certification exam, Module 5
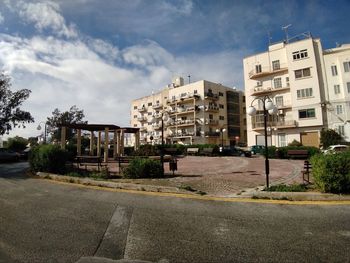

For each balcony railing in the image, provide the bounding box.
[204,105,219,112]
[204,92,219,100]
[204,131,219,137]
[250,84,290,96]
[137,107,147,112]
[137,116,147,122]
[152,103,163,109]
[248,64,288,79]
[205,119,219,125]
[252,120,297,129]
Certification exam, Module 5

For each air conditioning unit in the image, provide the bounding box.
[256,81,262,87]
[278,109,284,115]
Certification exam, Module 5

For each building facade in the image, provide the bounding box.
[323,44,350,142]
[131,78,246,146]
[244,34,350,147]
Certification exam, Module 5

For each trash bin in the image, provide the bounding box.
[169,158,177,174]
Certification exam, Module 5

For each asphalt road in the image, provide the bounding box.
[1,162,350,263]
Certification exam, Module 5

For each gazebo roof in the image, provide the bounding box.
[58,123,139,133]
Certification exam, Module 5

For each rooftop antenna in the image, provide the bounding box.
[267,30,272,45]
[282,24,292,43]
[188,75,191,84]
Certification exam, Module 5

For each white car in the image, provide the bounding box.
[322,145,349,154]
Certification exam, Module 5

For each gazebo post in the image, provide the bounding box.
[60,126,66,149]
[104,127,109,163]
[89,131,94,156]
[97,131,101,157]
[120,129,125,156]
[113,130,118,158]
[134,130,140,151]
[117,131,121,156]
[77,129,81,156]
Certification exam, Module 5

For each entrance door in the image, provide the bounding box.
[278,133,286,147]
[256,135,272,146]
[300,132,319,147]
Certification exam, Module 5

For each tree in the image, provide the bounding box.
[7,136,28,152]
[46,105,87,141]
[0,72,34,135]
[320,128,342,149]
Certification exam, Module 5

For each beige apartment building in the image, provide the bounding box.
[244,34,328,147]
[244,33,350,147]
[323,44,350,141]
[131,78,246,146]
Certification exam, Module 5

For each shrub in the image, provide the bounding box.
[29,144,69,174]
[123,158,163,179]
[265,183,308,192]
[261,146,278,158]
[311,151,350,193]
[275,146,320,159]
[320,128,342,149]
[7,136,28,152]
[288,139,302,147]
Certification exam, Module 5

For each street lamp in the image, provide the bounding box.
[151,110,170,176]
[247,96,277,188]
[37,122,48,144]
[215,128,226,149]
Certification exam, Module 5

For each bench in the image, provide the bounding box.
[187,148,199,155]
[302,160,312,183]
[75,156,107,172]
[287,150,309,159]
[201,147,214,156]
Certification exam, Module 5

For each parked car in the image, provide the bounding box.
[250,145,265,155]
[0,148,20,162]
[322,145,349,154]
[220,146,252,157]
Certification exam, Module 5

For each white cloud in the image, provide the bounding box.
[18,1,77,38]
[0,12,4,24]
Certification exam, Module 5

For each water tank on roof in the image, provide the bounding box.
[172,77,184,87]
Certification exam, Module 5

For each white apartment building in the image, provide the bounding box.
[244,34,328,147]
[323,44,350,141]
[131,78,246,146]
[244,33,350,148]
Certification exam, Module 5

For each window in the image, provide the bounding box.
[209,114,213,120]
[299,108,315,119]
[219,92,224,97]
[256,81,262,87]
[133,124,137,127]
[338,125,345,136]
[278,133,287,147]
[331,65,338,76]
[347,82,350,93]
[273,77,282,89]
[336,105,343,115]
[295,68,311,79]
[272,60,280,70]
[275,96,284,107]
[286,77,289,86]
[219,104,224,109]
[148,102,152,106]
[219,116,224,120]
[133,106,137,109]
[297,88,313,99]
[255,64,262,73]
[334,85,341,94]
[344,61,350,72]
[194,90,197,94]
[133,115,137,118]
[292,49,308,60]
[148,112,152,115]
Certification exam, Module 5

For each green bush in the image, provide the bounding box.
[261,146,278,158]
[7,136,28,152]
[265,183,308,192]
[311,151,350,193]
[29,144,69,174]
[123,158,163,179]
[288,139,302,147]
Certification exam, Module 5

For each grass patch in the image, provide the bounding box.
[264,183,308,192]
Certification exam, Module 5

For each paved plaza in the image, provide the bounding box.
[109,156,305,197]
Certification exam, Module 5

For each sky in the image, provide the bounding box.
[1,0,350,139]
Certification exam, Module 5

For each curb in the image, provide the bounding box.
[36,172,350,202]
[36,172,192,195]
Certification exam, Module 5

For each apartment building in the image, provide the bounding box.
[243,34,328,147]
[323,44,350,141]
[131,78,246,146]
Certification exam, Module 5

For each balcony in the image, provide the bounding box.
[137,116,147,122]
[250,84,290,96]
[252,120,298,130]
[204,105,219,112]
[137,106,147,112]
[152,103,163,109]
[152,123,161,130]
[249,64,288,79]
[167,93,200,105]
[205,119,219,126]
[139,127,147,132]
[204,92,219,100]
[204,131,219,137]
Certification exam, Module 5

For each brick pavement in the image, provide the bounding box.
[107,156,305,197]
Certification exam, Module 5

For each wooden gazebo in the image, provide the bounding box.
[59,123,140,162]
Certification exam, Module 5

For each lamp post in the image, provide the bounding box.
[37,122,47,144]
[215,128,226,149]
[151,110,170,176]
[247,96,277,188]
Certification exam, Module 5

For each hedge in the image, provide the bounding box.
[122,158,163,179]
[311,151,350,193]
